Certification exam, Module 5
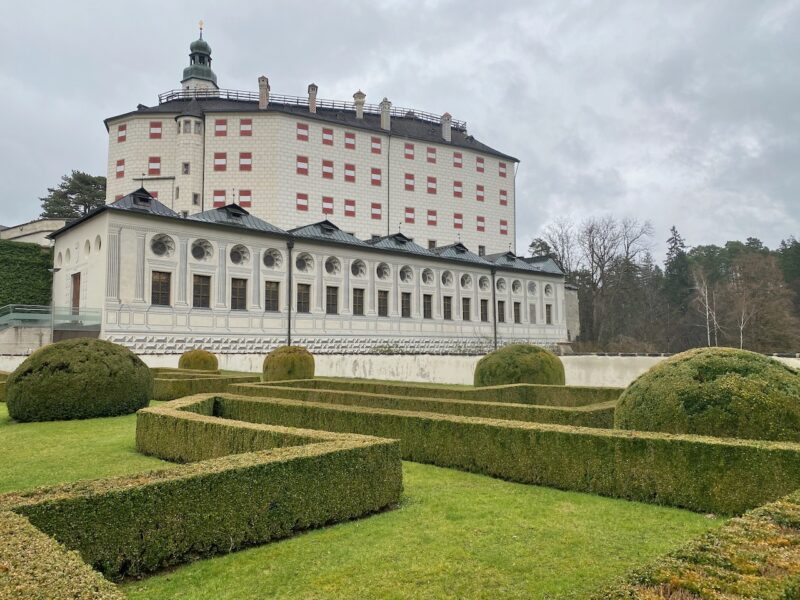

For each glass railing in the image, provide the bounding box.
[0,305,101,331]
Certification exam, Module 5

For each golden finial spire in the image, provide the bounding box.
[198,20,204,38]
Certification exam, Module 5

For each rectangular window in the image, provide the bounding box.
[462,297,471,321]
[352,288,365,316]
[344,131,356,149]
[115,159,125,178]
[192,274,210,308]
[322,128,334,145]
[239,189,252,207]
[476,216,485,232]
[175,186,179,199]
[546,304,553,325]
[529,303,537,324]
[427,146,437,164]
[149,121,162,139]
[480,299,489,322]
[296,122,309,141]
[377,290,389,317]
[344,198,356,217]
[344,163,355,182]
[427,210,437,226]
[371,167,382,186]
[497,301,506,323]
[443,296,453,320]
[500,219,508,235]
[192,193,200,206]
[322,159,334,179]
[213,190,225,207]
[296,193,309,211]
[265,281,280,312]
[148,156,161,176]
[453,152,462,168]
[371,136,382,154]
[428,240,437,250]
[231,278,247,310]
[214,119,227,136]
[499,161,507,177]
[322,196,334,214]
[326,286,339,315]
[476,184,485,202]
[182,162,190,175]
[453,213,463,229]
[296,155,309,175]
[371,202,382,220]
[151,271,171,306]
[404,173,415,191]
[239,152,252,171]
[239,118,252,136]
[476,156,485,173]
[194,121,201,134]
[117,124,126,142]
[453,181,463,198]
[514,302,521,324]
[427,176,437,194]
[405,207,415,224]
[404,143,414,159]
[423,294,433,319]
[401,292,412,318]
[478,245,486,256]
[297,284,311,313]
[213,152,227,171]
[500,189,508,206]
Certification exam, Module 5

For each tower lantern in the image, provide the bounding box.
[181,22,218,92]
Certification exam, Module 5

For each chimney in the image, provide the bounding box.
[441,112,452,142]
[353,90,366,119]
[258,76,270,110]
[379,97,391,131]
[308,83,318,113]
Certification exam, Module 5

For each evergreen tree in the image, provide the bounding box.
[40,171,106,219]
[663,226,692,311]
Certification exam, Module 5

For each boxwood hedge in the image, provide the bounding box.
[474,344,565,386]
[153,373,260,401]
[263,345,314,382]
[177,349,219,371]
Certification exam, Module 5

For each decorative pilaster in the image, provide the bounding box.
[251,249,261,308]
[315,254,324,311]
[216,243,228,308]
[134,232,146,302]
[177,238,188,305]
[105,228,121,302]
[342,258,351,315]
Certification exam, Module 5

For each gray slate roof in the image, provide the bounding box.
[365,233,431,257]
[107,188,180,217]
[188,204,286,234]
[288,220,369,246]
[430,242,492,266]
[486,251,564,276]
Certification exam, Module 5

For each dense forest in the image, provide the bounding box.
[530,218,800,353]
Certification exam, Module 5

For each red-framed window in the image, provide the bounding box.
[239,118,252,136]
[344,198,356,217]
[344,163,356,183]
[149,121,162,139]
[371,202,382,220]
[214,119,227,136]
[404,173,415,191]
[476,215,485,232]
[322,159,334,179]
[148,156,161,176]
[453,152,462,168]
[371,167,382,186]
[476,156,485,173]
[404,143,414,159]
[453,180,463,198]
[427,209,437,226]
[296,192,309,211]
[322,196,334,214]
[500,189,508,205]
[427,146,436,164]
[371,136,382,154]
[239,152,252,171]
[213,190,226,207]
[476,184,485,202]
[117,124,126,142]
[213,152,227,172]
[499,161,507,177]
[322,128,334,146]
[239,189,252,207]
[296,122,309,141]
[115,159,125,178]
[427,176,437,194]
[405,207,415,224]
[453,213,463,229]
[500,219,508,235]
[344,131,356,149]
[296,155,309,175]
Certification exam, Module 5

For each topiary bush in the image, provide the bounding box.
[6,338,152,422]
[263,346,315,382]
[178,348,219,371]
[473,344,565,387]
[615,347,800,442]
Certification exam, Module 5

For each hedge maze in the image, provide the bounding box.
[151,367,260,400]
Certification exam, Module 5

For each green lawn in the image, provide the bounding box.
[0,402,722,599]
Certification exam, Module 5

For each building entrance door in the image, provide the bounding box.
[71,273,81,315]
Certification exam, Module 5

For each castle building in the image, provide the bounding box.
[49,30,568,355]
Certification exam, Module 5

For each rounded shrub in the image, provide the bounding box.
[6,338,152,422]
[473,344,565,387]
[178,348,219,371]
[263,345,315,382]
[614,347,800,441]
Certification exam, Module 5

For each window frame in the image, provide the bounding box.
[151,271,171,306]
[192,274,211,309]
[230,278,248,311]
[264,281,280,312]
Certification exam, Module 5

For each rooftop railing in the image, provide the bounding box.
[157,88,467,131]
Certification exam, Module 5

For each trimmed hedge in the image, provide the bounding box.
[0,510,123,599]
[0,240,52,306]
[595,488,800,599]
[151,367,222,376]
[178,349,219,371]
[616,347,800,441]
[263,345,314,382]
[216,394,800,514]
[6,338,152,422]
[230,383,616,428]
[474,344,565,386]
[153,373,260,401]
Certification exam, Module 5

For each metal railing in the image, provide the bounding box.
[157,88,468,131]
[0,305,101,331]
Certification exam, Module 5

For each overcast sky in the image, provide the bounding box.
[0,0,797,258]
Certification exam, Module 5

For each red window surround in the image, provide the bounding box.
[296,156,309,175]
[405,207,415,224]
[213,152,227,172]
[404,143,414,159]
[322,128,334,146]
[115,159,125,178]
[214,119,227,137]
[371,136,382,154]
[371,167,382,186]
[476,215,485,232]
[322,159,334,179]
[148,156,161,176]
[150,191,159,199]
[240,118,252,136]
[404,173,415,191]
[371,202,382,220]
[453,213,463,229]
[239,190,252,207]
[344,163,356,183]
[115,194,123,200]
[453,152,462,168]
[322,196,334,214]
[213,190,226,207]
[345,132,356,149]
[476,184,485,202]
[239,152,252,171]
[149,121,162,139]
[499,161,507,177]
[427,210,437,226]
[344,198,356,217]
[500,219,508,235]
[476,156,485,173]
[296,193,309,211]
[427,176,437,194]
[296,122,309,141]
[453,181,463,198]
[500,189,508,206]
[427,147,436,164]
[117,124,126,142]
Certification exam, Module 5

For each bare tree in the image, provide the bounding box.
[620,218,654,262]
[691,265,721,347]
[578,216,623,290]
[540,217,579,277]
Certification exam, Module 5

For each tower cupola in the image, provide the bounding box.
[181,21,218,91]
